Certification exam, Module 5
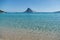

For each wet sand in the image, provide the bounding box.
[0,27,60,40]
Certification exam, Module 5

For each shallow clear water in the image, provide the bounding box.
[0,12,60,31]
[0,12,60,40]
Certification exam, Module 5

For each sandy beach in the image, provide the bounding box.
[0,27,60,40]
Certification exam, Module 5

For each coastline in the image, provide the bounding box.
[0,27,60,40]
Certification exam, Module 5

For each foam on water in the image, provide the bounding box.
[0,12,60,40]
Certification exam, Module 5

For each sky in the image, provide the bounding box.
[0,0,60,12]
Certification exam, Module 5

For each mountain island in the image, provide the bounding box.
[24,8,34,13]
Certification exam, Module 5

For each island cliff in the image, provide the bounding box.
[24,8,33,13]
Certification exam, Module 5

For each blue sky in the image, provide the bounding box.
[0,0,60,12]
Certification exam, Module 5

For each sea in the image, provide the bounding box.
[0,12,60,40]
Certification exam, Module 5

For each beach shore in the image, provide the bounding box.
[0,27,60,40]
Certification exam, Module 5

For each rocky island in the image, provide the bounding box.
[0,10,4,13]
[24,8,34,13]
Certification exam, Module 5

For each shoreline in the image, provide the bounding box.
[0,27,60,40]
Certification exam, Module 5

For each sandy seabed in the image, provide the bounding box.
[0,27,60,40]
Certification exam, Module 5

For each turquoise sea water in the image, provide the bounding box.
[0,12,60,40]
[0,12,60,32]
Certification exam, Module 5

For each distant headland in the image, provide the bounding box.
[54,11,60,13]
[24,8,34,13]
[0,10,4,13]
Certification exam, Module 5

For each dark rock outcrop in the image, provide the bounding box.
[24,8,33,13]
[0,10,4,13]
[54,11,60,13]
